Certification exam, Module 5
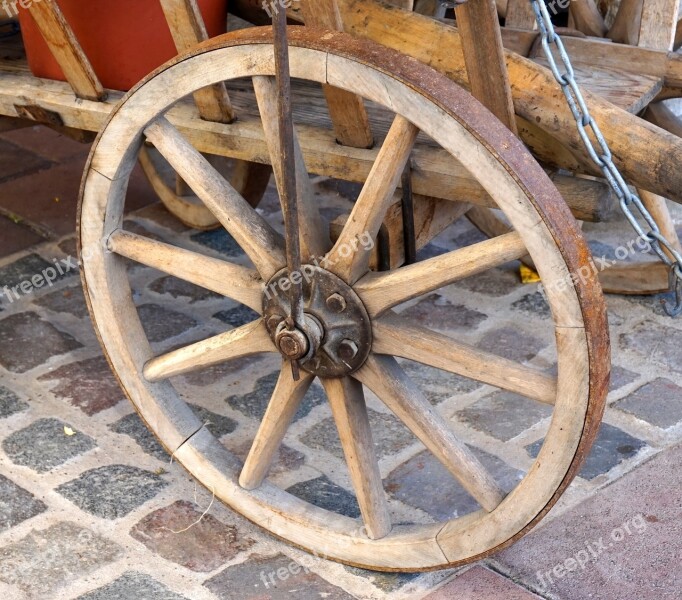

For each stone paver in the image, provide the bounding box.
[137,303,197,343]
[609,365,639,392]
[213,305,260,327]
[204,553,355,600]
[0,216,45,256]
[231,441,304,475]
[457,267,520,297]
[110,405,237,461]
[385,448,523,520]
[130,500,255,572]
[148,275,222,303]
[401,360,481,404]
[498,443,682,599]
[300,407,414,460]
[0,522,122,597]
[400,294,487,331]
[0,254,75,293]
[34,284,90,318]
[0,312,82,372]
[527,422,646,480]
[3,418,96,473]
[38,355,125,415]
[78,571,190,600]
[227,371,326,422]
[424,566,542,599]
[613,378,682,428]
[511,291,551,318]
[0,385,28,418]
[286,475,361,519]
[478,327,547,363]
[456,391,552,441]
[620,320,682,374]
[344,566,420,593]
[190,229,244,257]
[0,474,47,529]
[0,137,51,183]
[57,465,169,519]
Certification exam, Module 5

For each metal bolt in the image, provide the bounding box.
[266,314,283,332]
[276,328,309,360]
[338,339,358,361]
[326,293,347,313]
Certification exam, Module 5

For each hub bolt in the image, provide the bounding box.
[266,314,284,332]
[326,293,347,313]
[338,339,359,361]
[276,328,309,360]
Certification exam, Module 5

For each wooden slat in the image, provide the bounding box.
[455,0,518,133]
[107,229,264,312]
[504,0,537,30]
[300,0,374,148]
[240,368,314,489]
[373,314,558,404]
[160,0,235,123]
[322,377,392,539]
[608,0,644,45]
[144,320,274,382]
[27,0,106,101]
[638,0,678,50]
[356,355,506,512]
[144,117,286,279]
[570,0,607,37]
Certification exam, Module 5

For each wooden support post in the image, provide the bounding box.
[300,0,374,148]
[638,0,679,50]
[27,0,106,101]
[160,0,235,123]
[504,0,537,30]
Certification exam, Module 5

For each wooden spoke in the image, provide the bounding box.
[252,75,330,260]
[144,117,285,279]
[355,231,526,317]
[355,355,505,512]
[327,115,419,284]
[143,320,274,382]
[373,314,557,405]
[239,366,314,490]
[107,229,264,312]
[322,377,392,540]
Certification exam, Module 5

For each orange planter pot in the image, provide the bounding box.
[18,0,228,91]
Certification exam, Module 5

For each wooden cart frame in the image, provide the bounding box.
[1,0,680,571]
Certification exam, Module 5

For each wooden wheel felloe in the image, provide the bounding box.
[79,27,609,571]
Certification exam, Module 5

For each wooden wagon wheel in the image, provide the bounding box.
[79,27,609,571]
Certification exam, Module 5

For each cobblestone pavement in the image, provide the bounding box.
[0,126,681,600]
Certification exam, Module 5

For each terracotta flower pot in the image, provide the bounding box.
[18,0,228,91]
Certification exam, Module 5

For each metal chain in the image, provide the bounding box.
[529,0,682,316]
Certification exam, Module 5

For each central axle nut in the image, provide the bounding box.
[275,328,309,360]
[326,293,347,313]
[338,339,359,361]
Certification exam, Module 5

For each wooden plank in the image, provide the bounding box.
[607,0,644,45]
[504,0,537,29]
[300,0,374,148]
[639,0,678,50]
[570,0,607,37]
[26,0,106,101]
[160,0,235,123]
[455,0,518,133]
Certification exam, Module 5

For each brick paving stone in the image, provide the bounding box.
[0,385,28,418]
[0,522,122,597]
[227,371,326,422]
[137,303,198,343]
[0,474,47,530]
[401,359,482,404]
[610,365,639,392]
[511,291,551,319]
[130,500,255,572]
[78,571,190,600]
[478,326,547,363]
[300,407,414,461]
[498,443,682,600]
[0,312,82,372]
[3,418,96,473]
[526,422,646,480]
[204,553,355,600]
[385,449,524,520]
[231,441,304,475]
[110,405,237,461]
[399,294,487,331]
[286,475,360,518]
[134,202,192,233]
[38,355,125,415]
[181,354,263,387]
[620,320,682,374]
[0,137,52,183]
[148,275,222,303]
[190,229,244,257]
[456,267,520,297]
[56,465,169,519]
[34,284,89,318]
[213,305,261,327]
[456,391,552,442]
[0,216,45,256]
[613,378,682,428]
[423,566,542,599]
[1,125,90,162]
[344,566,420,592]
[0,253,73,292]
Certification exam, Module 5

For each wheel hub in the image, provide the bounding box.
[263,265,372,377]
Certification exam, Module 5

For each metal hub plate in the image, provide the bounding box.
[262,265,372,377]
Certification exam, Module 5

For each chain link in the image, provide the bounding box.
[530,0,682,316]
